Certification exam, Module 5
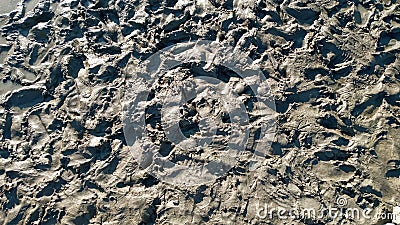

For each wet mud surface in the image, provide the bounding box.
[0,0,399,224]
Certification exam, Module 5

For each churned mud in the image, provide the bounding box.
[0,0,399,224]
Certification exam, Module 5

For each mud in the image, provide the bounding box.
[0,0,399,224]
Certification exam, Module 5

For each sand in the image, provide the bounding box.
[0,0,399,224]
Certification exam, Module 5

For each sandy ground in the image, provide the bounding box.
[0,0,399,224]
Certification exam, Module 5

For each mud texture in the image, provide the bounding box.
[0,0,400,224]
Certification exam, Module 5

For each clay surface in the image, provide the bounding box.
[0,0,399,224]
